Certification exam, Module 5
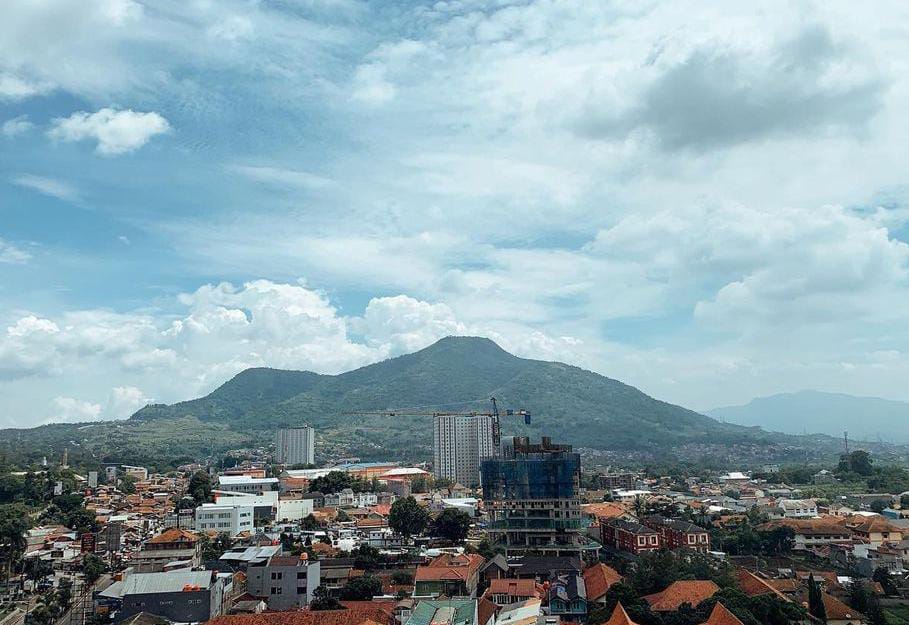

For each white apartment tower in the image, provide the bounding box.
[433,414,495,487]
[275,426,315,466]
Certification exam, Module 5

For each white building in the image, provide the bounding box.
[275,426,315,466]
[433,414,495,487]
[195,503,254,535]
[779,498,819,518]
[217,476,279,495]
[276,497,315,523]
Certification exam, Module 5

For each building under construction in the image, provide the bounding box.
[481,436,598,558]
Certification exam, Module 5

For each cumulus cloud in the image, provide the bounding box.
[2,114,33,136]
[47,108,170,155]
[573,25,884,150]
[354,295,467,354]
[11,174,79,201]
[49,396,102,423]
[106,386,152,418]
[0,239,31,264]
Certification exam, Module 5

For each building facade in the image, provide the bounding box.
[245,553,321,610]
[433,414,495,487]
[275,426,315,466]
[481,437,596,557]
[195,503,254,536]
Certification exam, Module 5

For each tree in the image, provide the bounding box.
[309,471,366,494]
[340,575,383,600]
[389,496,429,539]
[431,509,471,542]
[309,585,342,610]
[0,503,30,585]
[391,571,413,585]
[188,471,212,504]
[870,500,887,513]
[83,553,106,586]
[807,574,827,623]
[838,450,873,476]
[301,514,321,531]
[119,474,137,495]
[872,566,897,595]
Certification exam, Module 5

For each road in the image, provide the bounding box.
[55,574,113,625]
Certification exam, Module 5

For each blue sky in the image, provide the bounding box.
[3,0,909,427]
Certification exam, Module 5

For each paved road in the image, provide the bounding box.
[55,574,112,625]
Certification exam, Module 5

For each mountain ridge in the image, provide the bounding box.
[708,390,909,442]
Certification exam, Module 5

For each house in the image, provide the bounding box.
[582,563,622,606]
[508,555,583,581]
[484,578,541,606]
[697,603,745,625]
[602,603,641,625]
[642,580,719,612]
[133,528,201,573]
[405,599,477,625]
[796,591,864,625]
[208,605,396,625]
[642,516,710,553]
[414,553,484,598]
[601,519,661,554]
[244,552,320,609]
[757,518,852,551]
[547,573,587,623]
[99,570,225,623]
[195,503,254,536]
[844,515,903,546]
[778,499,818,519]
[735,569,790,601]
[491,598,541,625]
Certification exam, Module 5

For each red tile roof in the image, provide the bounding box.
[583,563,623,602]
[643,581,719,612]
[736,569,790,601]
[697,603,745,625]
[599,603,641,625]
[487,578,540,598]
[148,528,199,544]
[207,606,394,625]
[415,553,484,582]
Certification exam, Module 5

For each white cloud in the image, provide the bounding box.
[355,295,466,354]
[229,165,334,190]
[2,114,33,136]
[49,396,102,423]
[0,239,31,264]
[106,386,151,418]
[47,108,170,155]
[0,73,52,100]
[11,174,79,201]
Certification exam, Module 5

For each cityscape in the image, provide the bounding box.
[4,1,909,625]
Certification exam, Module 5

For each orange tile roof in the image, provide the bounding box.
[643,581,719,612]
[600,603,641,625]
[148,528,199,544]
[477,596,499,625]
[697,603,744,625]
[735,569,789,600]
[583,563,623,602]
[820,592,864,622]
[487,578,540,598]
[207,606,394,625]
[415,553,484,583]
[582,502,629,521]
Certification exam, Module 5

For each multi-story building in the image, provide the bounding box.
[642,516,711,553]
[195,503,254,536]
[601,519,661,555]
[217,476,279,496]
[245,552,321,610]
[100,570,226,623]
[433,414,495,487]
[275,426,315,466]
[481,436,597,558]
[133,528,201,573]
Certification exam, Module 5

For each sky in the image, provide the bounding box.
[3,0,909,428]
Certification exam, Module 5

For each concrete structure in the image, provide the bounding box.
[275,426,315,466]
[433,414,495,487]
[481,437,597,557]
[276,496,315,523]
[779,499,818,518]
[134,528,201,573]
[101,570,225,623]
[245,552,320,610]
[216,476,279,496]
[195,503,254,536]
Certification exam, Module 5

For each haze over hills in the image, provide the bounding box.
[707,390,909,443]
[0,337,881,468]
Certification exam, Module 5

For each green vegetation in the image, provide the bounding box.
[431,508,472,542]
[340,574,383,600]
[590,551,805,625]
[308,470,368,494]
[389,496,429,538]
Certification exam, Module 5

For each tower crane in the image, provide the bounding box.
[345,397,530,448]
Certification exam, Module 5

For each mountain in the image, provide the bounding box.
[5,337,870,470]
[707,390,909,442]
[131,336,772,458]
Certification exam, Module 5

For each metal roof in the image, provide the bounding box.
[121,571,213,595]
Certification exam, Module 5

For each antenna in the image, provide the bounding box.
[844,431,849,455]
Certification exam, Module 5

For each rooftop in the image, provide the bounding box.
[120,571,213,595]
[642,580,719,611]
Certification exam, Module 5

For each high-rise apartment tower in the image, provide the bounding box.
[433,414,495,487]
[275,426,315,466]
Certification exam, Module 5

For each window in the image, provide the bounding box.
[297,587,306,594]
[296,572,307,579]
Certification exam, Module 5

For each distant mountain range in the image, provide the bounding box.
[2,337,896,469]
[708,390,909,442]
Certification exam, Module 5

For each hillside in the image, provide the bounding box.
[708,390,909,443]
[4,337,889,469]
[132,336,771,457]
